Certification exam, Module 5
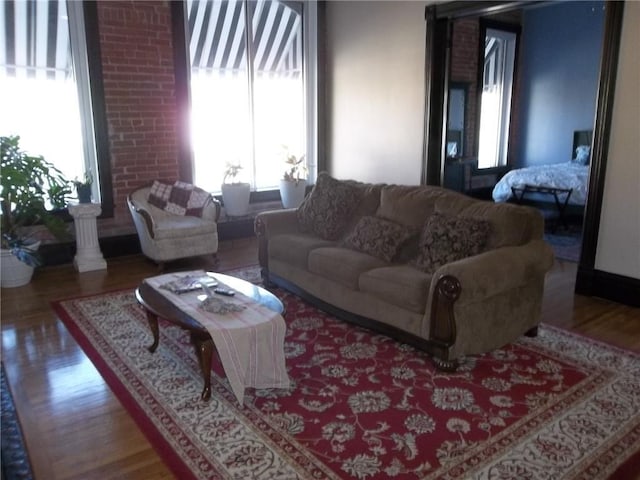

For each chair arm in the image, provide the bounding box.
[202,196,222,223]
[127,196,156,239]
[433,239,554,305]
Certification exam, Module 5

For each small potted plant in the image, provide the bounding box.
[73,172,93,203]
[279,147,307,208]
[1,135,72,287]
[221,163,250,217]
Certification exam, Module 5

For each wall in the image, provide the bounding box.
[96,1,180,237]
[516,1,604,168]
[595,2,640,280]
[324,1,425,184]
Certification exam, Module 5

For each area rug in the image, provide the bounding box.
[51,268,640,479]
[544,223,583,263]
[1,363,35,480]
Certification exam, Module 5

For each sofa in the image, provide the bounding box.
[255,173,554,370]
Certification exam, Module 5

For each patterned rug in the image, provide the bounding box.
[50,267,640,479]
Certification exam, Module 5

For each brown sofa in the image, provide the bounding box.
[255,173,554,370]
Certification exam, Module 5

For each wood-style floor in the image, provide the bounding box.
[1,237,639,479]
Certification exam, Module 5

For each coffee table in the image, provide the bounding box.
[135,272,284,401]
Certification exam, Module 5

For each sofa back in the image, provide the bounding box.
[373,184,543,249]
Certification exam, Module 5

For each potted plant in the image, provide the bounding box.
[1,135,72,287]
[73,172,93,203]
[279,147,307,208]
[221,163,250,217]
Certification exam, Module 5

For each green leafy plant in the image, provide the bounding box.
[73,171,93,188]
[1,135,72,267]
[282,146,307,185]
[222,163,245,184]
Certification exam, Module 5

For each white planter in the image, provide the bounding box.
[1,242,40,288]
[279,179,307,209]
[221,183,251,217]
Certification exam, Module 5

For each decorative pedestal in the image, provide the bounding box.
[68,203,107,273]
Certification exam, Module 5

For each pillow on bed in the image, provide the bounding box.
[574,145,591,165]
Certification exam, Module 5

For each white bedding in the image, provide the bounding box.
[492,162,589,205]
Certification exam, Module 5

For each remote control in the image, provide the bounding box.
[214,288,235,296]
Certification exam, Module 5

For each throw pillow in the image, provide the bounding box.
[297,172,364,240]
[414,212,491,273]
[147,180,172,209]
[343,216,416,262]
[165,181,210,217]
[574,145,591,165]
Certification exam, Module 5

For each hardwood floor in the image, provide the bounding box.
[2,237,639,479]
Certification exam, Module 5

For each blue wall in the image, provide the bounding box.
[515,1,604,168]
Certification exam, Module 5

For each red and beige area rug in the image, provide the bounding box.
[51,268,640,479]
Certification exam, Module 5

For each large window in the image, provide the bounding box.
[186,0,317,194]
[1,0,101,203]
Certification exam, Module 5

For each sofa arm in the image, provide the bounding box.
[254,209,301,238]
[434,239,554,304]
[254,209,301,274]
[423,239,553,369]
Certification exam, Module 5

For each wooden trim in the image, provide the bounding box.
[579,1,625,269]
[170,1,193,182]
[428,275,462,365]
[422,6,448,185]
[576,267,640,308]
[83,2,113,218]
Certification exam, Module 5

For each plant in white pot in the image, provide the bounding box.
[279,148,307,209]
[221,163,250,217]
[1,135,72,287]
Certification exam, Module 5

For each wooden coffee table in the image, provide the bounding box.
[135,272,284,401]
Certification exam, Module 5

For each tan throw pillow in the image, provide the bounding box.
[414,212,490,273]
[343,216,417,262]
[297,172,364,240]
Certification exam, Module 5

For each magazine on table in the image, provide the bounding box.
[159,273,218,294]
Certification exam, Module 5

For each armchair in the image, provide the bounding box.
[127,182,221,269]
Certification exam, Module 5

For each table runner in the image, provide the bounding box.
[144,271,290,405]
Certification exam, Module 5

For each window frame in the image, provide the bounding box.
[170,0,319,202]
[0,1,112,218]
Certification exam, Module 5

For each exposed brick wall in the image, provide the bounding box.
[96,1,180,237]
[450,19,479,159]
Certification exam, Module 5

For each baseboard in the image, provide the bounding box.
[576,266,640,307]
[41,225,256,266]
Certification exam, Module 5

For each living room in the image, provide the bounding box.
[1,1,638,479]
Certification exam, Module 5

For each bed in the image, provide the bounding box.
[492,130,592,207]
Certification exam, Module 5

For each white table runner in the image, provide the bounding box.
[144,271,290,405]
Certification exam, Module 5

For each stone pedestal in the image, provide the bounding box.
[68,203,107,273]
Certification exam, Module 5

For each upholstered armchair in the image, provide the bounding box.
[127,182,221,268]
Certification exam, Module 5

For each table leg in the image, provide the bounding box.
[191,333,213,401]
[145,310,160,353]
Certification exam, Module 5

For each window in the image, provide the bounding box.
[185,0,317,194]
[1,0,102,203]
[477,27,517,169]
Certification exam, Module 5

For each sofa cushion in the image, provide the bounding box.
[153,214,218,240]
[414,212,491,273]
[359,266,432,314]
[297,173,364,240]
[308,247,387,289]
[269,233,336,270]
[342,216,417,262]
[458,202,542,249]
[376,185,473,228]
